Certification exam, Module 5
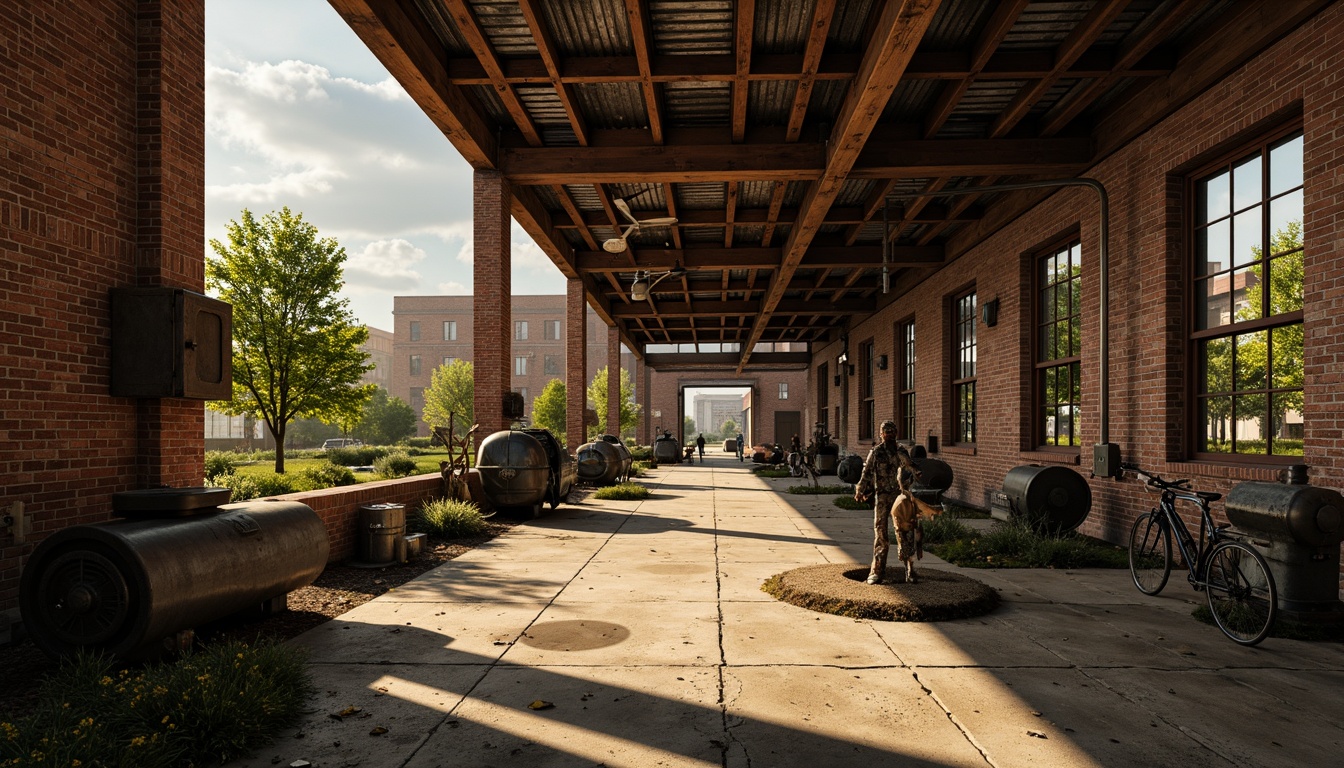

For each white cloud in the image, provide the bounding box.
[345,239,426,291]
[437,281,471,295]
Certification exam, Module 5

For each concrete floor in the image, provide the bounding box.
[229,452,1344,768]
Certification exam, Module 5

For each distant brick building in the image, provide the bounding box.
[361,326,394,389]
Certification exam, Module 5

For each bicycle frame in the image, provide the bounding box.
[1137,473,1230,590]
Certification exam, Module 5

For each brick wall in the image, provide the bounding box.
[276,476,444,562]
[818,4,1344,558]
[1,1,207,619]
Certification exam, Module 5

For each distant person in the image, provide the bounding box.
[735,432,744,461]
[696,433,706,460]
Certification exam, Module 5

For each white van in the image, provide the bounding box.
[322,438,363,450]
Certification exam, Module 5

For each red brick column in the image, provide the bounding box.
[607,326,620,438]
[135,2,207,488]
[473,170,511,443]
[565,279,588,452]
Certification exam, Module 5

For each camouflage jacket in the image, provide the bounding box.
[856,441,917,500]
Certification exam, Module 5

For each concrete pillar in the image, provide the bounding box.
[607,326,620,438]
[472,169,511,443]
[565,278,587,453]
[135,2,207,488]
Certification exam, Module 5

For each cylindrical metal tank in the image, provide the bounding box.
[20,498,328,660]
[837,455,865,485]
[912,458,953,492]
[1001,465,1092,533]
[1225,479,1344,617]
[577,440,630,486]
[524,427,576,509]
[356,503,405,566]
[476,430,551,512]
[653,432,681,464]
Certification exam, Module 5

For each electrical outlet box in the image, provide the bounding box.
[111,288,232,399]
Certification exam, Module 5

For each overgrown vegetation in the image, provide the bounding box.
[593,482,650,500]
[417,498,489,538]
[298,461,357,489]
[208,472,300,502]
[203,450,238,479]
[0,640,311,767]
[787,484,853,494]
[373,451,418,479]
[832,495,870,510]
[927,518,1128,569]
[325,445,390,466]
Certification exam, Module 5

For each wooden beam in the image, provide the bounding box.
[508,184,575,277]
[989,0,1130,139]
[441,0,543,147]
[498,136,1091,183]
[572,244,938,272]
[555,203,981,228]
[624,0,664,144]
[611,297,873,319]
[517,0,590,146]
[786,0,838,142]
[328,0,496,166]
[732,0,755,143]
[923,0,1028,138]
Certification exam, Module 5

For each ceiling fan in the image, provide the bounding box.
[602,198,679,253]
[630,262,687,301]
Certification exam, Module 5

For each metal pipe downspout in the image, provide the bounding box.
[884,178,1111,443]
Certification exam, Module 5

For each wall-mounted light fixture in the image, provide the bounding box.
[876,354,888,370]
[981,297,1000,327]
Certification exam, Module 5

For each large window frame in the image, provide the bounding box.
[514,320,529,341]
[896,319,916,440]
[817,362,829,433]
[858,339,875,441]
[443,321,457,341]
[1189,124,1304,462]
[952,290,977,445]
[1033,236,1083,451]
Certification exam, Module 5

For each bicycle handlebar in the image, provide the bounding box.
[1118,463,1191,492]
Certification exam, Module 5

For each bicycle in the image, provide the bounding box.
[1121,463,1277,645]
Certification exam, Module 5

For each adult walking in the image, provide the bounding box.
[696,433,706,460]
[735,432,744,461]
[854,420,922,584]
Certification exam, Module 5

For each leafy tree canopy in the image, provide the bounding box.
[531,378,567,439]
[586,366,640,439]
[423,359,475,432]
[353,386,418,446]
[207,207,373,472]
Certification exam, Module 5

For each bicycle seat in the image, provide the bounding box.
[1195,490,1222,502]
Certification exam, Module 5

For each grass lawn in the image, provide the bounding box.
[233,452,451,483]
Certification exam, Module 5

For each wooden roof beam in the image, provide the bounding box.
[624,0,665,144]
[924,0,1029,138]
[732,0,756,143]
[441,0,543,147]
[517,0,590,146]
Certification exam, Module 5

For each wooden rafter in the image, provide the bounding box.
[441,0,543,146]
[552,185,598,251]
[924,0,1028,138]
[624,0,664,144]
[989,0,1131,139]
[517,0,589,146]
[732,0,756,143]
[786,0,838,143]
[724,181,739,247]
[661,182,683,249]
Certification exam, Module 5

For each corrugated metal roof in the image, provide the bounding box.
[749,80,796,126]
[754,0,814,53]
[471,1,537,56]
[651,0,735,56]
[677,182,727,210]
[541,0,630,56]
[664,80,732,126]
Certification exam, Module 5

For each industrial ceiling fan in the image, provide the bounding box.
[630,262,687,301]
[602,198,678,253]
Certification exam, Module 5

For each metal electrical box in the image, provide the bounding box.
[111,288,232,399]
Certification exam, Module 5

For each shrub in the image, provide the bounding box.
[326,445,389,466]
[833,495,869,510]
[297,462,358,490]
[756,468,791,478]
[406,437,434,449]
[417,497,489,538]
[593,482,650,500]
[627,445,653,461]
[203,451,238,481]
[928,519,1127,569]
[374,451,419,479]
[208,472,298,502]
[921,514,977,544]
[631,460,653,477]
[0,640,311,768]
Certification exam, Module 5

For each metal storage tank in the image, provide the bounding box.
[20,489,328,660]
[653,431,682,464]
[577,440,631,486]
[1001,465,1092,533]
[475,429,552,515]
[522,427,576,509]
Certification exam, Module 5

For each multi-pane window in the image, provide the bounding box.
[544,354,560,376]
[409,387,424,409]
[1036,240,1083,448]
[514,321,529,340]
[953,291,977,444]
[443,356,456,367]
[443,321,457,341]
[817,362,828,432]
[898,321,915,440]
[544,319,561,340]
[409,321,420,341]
[779,382,789,400]
[858,340,875,440]
[515,356,528,376]
[409,355,422,377]
[1193,128,1304,458]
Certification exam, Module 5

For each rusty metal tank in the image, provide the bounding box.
[653,431,682,464]
[19,489,328,660]
[522,427,576,510]
[475,429,553,514]
[1001,465,1092,533]
[577,436,633,486]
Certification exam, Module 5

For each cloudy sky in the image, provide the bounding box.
[205,0,566,331]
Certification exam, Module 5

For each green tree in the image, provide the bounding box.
[683,416,696,441]
[287,417,340,449]
[586,365,640,439]
[423,359,475,432]
[719,417,738,441]
[207,207,373,472]
[531,378,567,439]
[352,386,418,446]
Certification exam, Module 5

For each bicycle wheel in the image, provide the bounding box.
[1204,540,1277,646]
[1128,511,1171,595]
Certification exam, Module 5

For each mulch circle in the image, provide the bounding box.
[762,564,1000,622]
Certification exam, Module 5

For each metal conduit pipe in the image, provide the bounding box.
[885,178,1120,476]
